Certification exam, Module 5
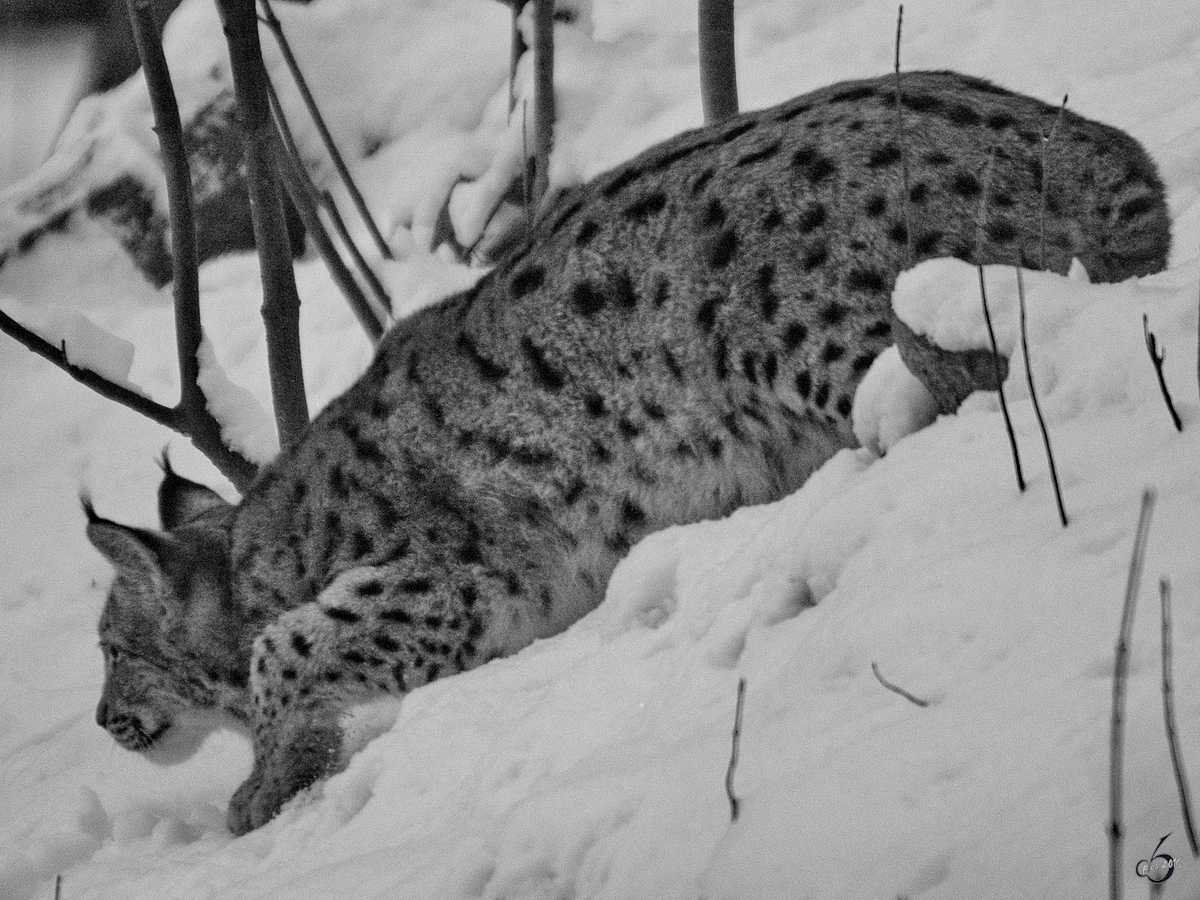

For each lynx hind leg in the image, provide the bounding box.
[228,567,466,834]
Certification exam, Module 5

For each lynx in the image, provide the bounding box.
[84,71,1170,834]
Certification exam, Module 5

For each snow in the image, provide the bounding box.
[3,1,1200,899]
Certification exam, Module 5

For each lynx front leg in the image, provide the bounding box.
[226,569,477,834]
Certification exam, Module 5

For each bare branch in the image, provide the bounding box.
[265,80,385,341]
[258,0,394,261]
[1160,577,1199,857]
[698,0,738,124]
[217,0,310,450]
[531,0,555,208]
[1016,268,1067,526]
[725,676,746,823]
[1110,488,1156,900]
[319,189,393,323]
[871,661,930,707]
[1144,314,1183,432]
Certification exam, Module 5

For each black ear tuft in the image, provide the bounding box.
[157,458,231,530]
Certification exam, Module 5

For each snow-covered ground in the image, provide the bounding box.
[2,0,1200,898]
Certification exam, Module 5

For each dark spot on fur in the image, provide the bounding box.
[887,221,908,244]
[757,264,780,322]
[621,497,647,527]
[721,119,756,140]
[713,337,729,380]
[697,293,722,333]
[1119,194,1159,222]
[792,146,837,182]
[925,149,954,166]
[521,337,566,391]
[865,194,887,217]
[913,230,943,255]
[343,650,366,665]
[591,440,612,463]
[845,268,887,293]
[613,271,638,309]
[898,93,944,114]
[782,321,807,352]
[601,167,640,196]
[986,219,1019,242]
[762,352,778,384]
[624,191,668,222]
[576,220,599,246]
[798,203,827,233]
[946,103,982,126]
[821,341,847,364]
[950,171,982,197]
[699,198,726,229]
[379,607,412,624]
[795,370,812,399]
[399,577,432,594]
[653,348,686,387]
[813,381,830,408]
[851,352,876,374]
[828,83,878,103]
[690,168,714,194]
[572,281,606,316]
[735,140,782,167]
[763,207,783,229]
[324,606,360,623]
[642,399,667,420]
[652,276,670,307]
[281,667,297,681]
[510,265,545,298]
[774,101,813,122]
[868,315,893,337]
[867,143,902,168]
[563,477,586,505]
[617,417,641,439]
[456,331,509,381]
[908,182,929,204]
[802,243,828,270]
[583,391,606,417]
[707,228,738,267]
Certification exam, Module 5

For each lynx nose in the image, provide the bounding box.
[95,698,110,729]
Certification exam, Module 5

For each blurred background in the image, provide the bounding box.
[0,0,180,188]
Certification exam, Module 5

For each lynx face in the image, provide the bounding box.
[86,466,252,758]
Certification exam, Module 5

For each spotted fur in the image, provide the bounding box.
[85,71,1170,834]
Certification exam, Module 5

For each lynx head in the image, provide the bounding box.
[85,458,248,762]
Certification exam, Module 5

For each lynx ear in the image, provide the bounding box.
[83,497,173,577]
[157,453,231,530]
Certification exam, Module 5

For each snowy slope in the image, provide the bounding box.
[2,1,1200,898]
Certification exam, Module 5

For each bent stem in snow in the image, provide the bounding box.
[1160,577,1199,856]
[726,677,746,823]
[698,0,738,124]
[871,661,930,707]
[1143,314,1183,432]
[1016,267,1067,526]
[1109,489,1156,900]
[258,0,394,264]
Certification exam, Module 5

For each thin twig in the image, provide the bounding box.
[1143,315,1183,432]
[1016,268,1067,526]
[531,0,555,209]
[871,661,930,707]
[975,152,1026,492]
[979,271,1025,490]
[320,190,393,321]
[697,0,738,123]
[54,874,61,900]
[521,98,532,233]
[1160,577,1199,856]
[726,677,746,823]
[1110,489,1156,900]
[258,0,394,260]
[1039,95,1068,270]
[892,5,914,267]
